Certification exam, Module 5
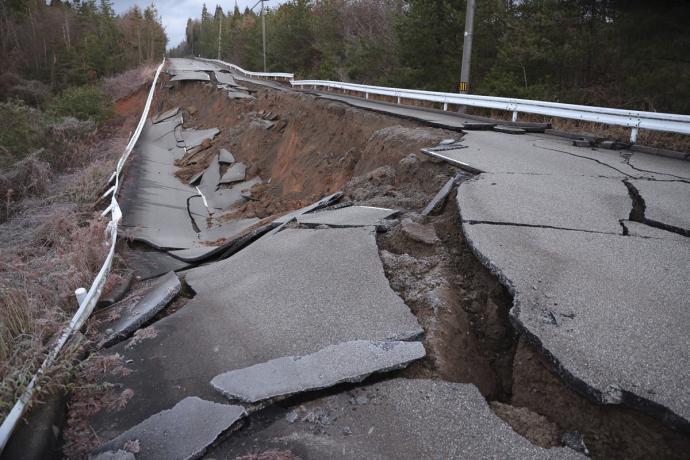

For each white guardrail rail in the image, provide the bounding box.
[290,80,690,143]
[0,59,166,452]
[200,57,294,81]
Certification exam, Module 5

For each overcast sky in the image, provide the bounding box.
[112,1,284,49]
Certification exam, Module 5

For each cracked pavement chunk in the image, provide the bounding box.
[630,179,690,235]
[297,205,397,227]
[180,127,219,150]
[87,227,421,438]
[211,340,425,403]
[458,174,630,233]
[218,148,235,164]
[272,191,343,224]
[170,71,211,82]
[207,379,584,459]
[425,131,616,176]
[219,162,247,184]
[92,397,245,460]
[462,223,690,427]
[99,272,181,348]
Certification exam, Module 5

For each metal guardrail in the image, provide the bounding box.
[199,58,294,81]
[0,59,166,452]
[291,79,690,143]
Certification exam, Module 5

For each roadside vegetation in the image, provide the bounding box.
[173,0,690,116]
[0,0,166,420]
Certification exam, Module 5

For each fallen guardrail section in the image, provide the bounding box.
[199,57,294,81]
[290,79,690,143]
[0,59,166,452]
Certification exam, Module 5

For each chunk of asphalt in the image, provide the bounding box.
[211,340,425,403]
[227,90,256,100]
[152,107,180,124]
[214,71,237,86]
[99,272,181,348]
[572,138,594,148]
[629,179,690,235]
[296,206,398,227]
[219,163,246,184]
[461,121,495,130]
[218,148,235,164]
[92,397,245,460]
[273,191,343,225]
[187,169,204,186]
[457,173,630,233]
[170,71,211,82]
[493,125,526,134]
[206,379,583,459]
[419,131,619,177]
[181,127,220,150]
[209,176,262,210]
[88,227,422,436]
[421,173,466,216]
[462,223,690,428]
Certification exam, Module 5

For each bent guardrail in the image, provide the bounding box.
[291,79,690,143]
[0,59,166,452]
[199,57,294,81]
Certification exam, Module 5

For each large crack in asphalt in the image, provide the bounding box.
[624,179,690,237]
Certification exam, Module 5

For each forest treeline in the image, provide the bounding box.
[171,0,690,114]
[1,0,166,92]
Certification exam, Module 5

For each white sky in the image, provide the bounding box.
[112,1,285,49]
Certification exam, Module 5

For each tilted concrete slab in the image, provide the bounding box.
[180,127,219,150]
[457,174,630,233]
[218,148,235,164]
[170,71,211,82]
[124,249,190,281]
[207,379,583,459]
[211,340,425,403]
[99,272,181,348]
[214,71,237,86]
[297,205,398,227]
[630,179,690,234]
[462,223,690,428]
[421,173,465,216]
[152,107,180,124]
[273,192,343,225]
[423,131,623,177]
[219,163,246,184]
[88,227,421,438]
[210,177,262,210]
[92,397,245,460]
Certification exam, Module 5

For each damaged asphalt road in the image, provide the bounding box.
[63,58,689,459]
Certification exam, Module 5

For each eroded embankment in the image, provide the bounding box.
[79,79,689,459]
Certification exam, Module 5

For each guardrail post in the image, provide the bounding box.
[397,96,401,104]
[365,92,369,100]
[630,127,638,144]
[512,111,519,122]
[443,102,448,111]
[74,287,87,307]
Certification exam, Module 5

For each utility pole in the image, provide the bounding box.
[459,0,475,95]
[217,12,223,60]
[251,0,269,71]
[261,0,267,72]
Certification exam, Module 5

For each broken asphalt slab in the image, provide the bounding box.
[211,340,425,403]
[87,227,422,438]
[629,179,690,235]
[207,378,583,459]
[458,174,630,234]
[170,71,211,82]
[219,162,247,184]
[461,222,690,428]
[273,191,343,225]
[98,272,181,348]
[296,205,398,227]
[92,397,245,460]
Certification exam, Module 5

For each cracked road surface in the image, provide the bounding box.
[71,58,689,459]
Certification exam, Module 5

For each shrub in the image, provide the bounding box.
[48,85,113,125]
[0,100,45,160]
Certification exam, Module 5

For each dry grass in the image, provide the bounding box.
[101,63,157,102]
